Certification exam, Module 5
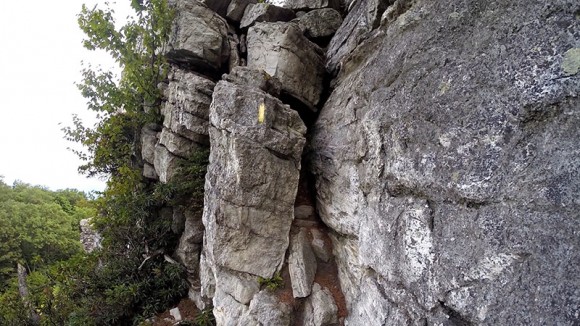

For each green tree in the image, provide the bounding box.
[0,180,94,288]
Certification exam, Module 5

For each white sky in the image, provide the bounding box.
[0,0,132,192]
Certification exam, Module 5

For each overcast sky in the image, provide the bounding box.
[0,0,133,192]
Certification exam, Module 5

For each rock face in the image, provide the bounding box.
[79,219,101,253]
[141,0,580,324]
[311,0,580,324]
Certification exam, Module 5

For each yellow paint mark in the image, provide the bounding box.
[258,102,266,124]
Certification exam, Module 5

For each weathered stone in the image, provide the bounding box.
[79,219,101,253]
[294,204,315,219]
[289,229,317,298]
[161,68,215,144]
[213,289,254,326]
[247,290,292,326]
[312,0,580,324]
[203,80,306,280]
[167,0,230,74]
[159,128,200,158]
[222,66,282,97]
[226,0,256,22]
[143,163,158,180]
[310,228,331,262]
[326,0,389,75]
[247,22,325,109]
[214,267,260,305]
[141,123,160,164]
[199,251,215,303]
[295,8,343,40]
[302,283,338,326]
[175,207,204,282]
[240,3,295,29]
[228,33,241,71]
[283,0,341,11]
[153,145,182,184]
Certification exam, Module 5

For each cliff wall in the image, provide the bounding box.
[144,0,580,324]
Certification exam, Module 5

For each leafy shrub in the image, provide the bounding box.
[258,271,284,291]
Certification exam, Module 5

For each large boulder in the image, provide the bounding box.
[312,0,580,324]
[167,0,230,74]
[294,8,343,40]
[203,78,306,278]
[301,283,338,326]
[226,0,256,22]
[203,72,306,324]
[247,22,325,110]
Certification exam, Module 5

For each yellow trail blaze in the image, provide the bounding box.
[258,102,266,124]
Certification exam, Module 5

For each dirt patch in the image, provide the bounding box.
[150,298,199,325]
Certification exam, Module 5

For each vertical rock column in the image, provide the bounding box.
[202,68,306,325]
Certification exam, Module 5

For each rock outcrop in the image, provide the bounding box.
[141,0,580,324]
[311,0,580,324]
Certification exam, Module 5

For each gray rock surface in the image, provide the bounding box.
[227,0,256,22]
[222,66,282,97]
[247,290,292,325]
[202,75,306,321]
[295,8,343,40]
[302,283,338,326]
[159,128,199,158]
[247,22,325,109]
[141,123,160,164]
[167,0,230,73]
[325,0,389,75]
[240,3,295,29]
[153,145,182,184]
[142,163,158,180]
[79,219,101,253]
[312,0,580,324]
[203,79,306,276]
[283,0,340,11]
[289,229,317,298]
[161,68,215,145]
[310,228,331,262]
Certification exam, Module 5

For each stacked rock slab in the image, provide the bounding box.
[167,0,230,75]
[247,22,325,110]
[311,0,580,325]
[202,67,306,325]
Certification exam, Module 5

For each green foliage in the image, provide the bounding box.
[258,271,284,291]
[64,0,174,177]
[194,308,216,326]
[0,180,94,288]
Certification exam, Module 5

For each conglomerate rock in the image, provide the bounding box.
[311,0,580,324]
